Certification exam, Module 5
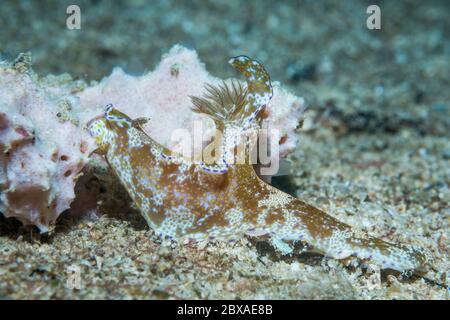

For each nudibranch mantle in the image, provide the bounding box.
[87,56,432,272]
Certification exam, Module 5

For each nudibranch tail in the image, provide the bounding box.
[250,189,433,272]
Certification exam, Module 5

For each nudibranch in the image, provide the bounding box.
[87,56,432,272]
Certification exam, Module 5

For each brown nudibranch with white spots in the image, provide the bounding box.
[87,56,432,272]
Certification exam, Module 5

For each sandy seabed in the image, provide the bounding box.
[0,0,448,299]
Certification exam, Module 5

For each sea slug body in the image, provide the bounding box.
[87,56,432,272]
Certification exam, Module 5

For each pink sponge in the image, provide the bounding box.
[0,58,95,232]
